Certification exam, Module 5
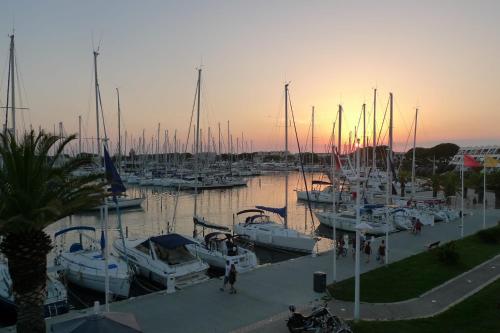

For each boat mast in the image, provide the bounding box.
[311,106,314,165]
[372,89,377,170]
[116,88,122,171]
[363,103,366,170]
[218,122,221,156]
[337,105,342,156]
[9,34,15,135]
[411,108,418,197]
[78,115,82,155]
[93,50,101,157]
[284,83,289,229]
[194,68,201,216]
[389,92,393,203]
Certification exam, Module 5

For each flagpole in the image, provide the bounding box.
[461,153,464,238]
[483,159,486,229]
[104,200,110,311]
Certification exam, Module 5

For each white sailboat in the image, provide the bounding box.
[0,261,69,318]
[53,226,132,298]
[234,84,317,254]
[185,216,258,273]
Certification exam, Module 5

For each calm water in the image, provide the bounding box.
[47,171,334,259]
[1,172,338,325]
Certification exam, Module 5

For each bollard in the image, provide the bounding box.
[166,274,176,294]
[313,271,326,293]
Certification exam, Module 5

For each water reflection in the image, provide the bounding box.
[47,172,333,256]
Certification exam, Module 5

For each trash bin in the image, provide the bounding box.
[313,271,326,293]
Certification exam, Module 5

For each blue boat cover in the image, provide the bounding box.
[236,209,264,216]
[54,226,96,238]
[255,205,286,218]
[150,234,196,249]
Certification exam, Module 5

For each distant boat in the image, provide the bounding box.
[314,210,395,235]
[89,196,145,211]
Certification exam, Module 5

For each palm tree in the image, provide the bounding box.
[0,130,106,333]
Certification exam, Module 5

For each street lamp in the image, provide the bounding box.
[354,139,361,321]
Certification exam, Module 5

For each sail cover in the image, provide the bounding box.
[312,180,331,185]
[255,205,286,218]
[193,216,230,231]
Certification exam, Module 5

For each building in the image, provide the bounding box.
[450,145,500,168]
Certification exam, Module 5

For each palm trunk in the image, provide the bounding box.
[0,230,52,333]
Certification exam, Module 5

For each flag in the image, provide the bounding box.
[484,156,498,168]
[100,229,106,252]
[463,154,481,168]
[104,146,126,196]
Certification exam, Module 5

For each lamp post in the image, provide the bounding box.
[354,138,361,321]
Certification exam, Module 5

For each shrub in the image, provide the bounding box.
[433,241,460,265]
[476,225,500,244]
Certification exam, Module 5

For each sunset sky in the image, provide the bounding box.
[0,0,499,153]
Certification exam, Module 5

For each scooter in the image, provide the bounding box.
[286,304,352,333]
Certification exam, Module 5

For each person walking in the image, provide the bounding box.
[336,235,345,258]
[416,219,423,235]
[229,264,237,294]
[377,240,386,264]
[364,241,371,263]
[220,260,231,292]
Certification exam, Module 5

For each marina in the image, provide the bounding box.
[25,208,500,333]
[0,2,499,332]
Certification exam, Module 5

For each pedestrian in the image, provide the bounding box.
[377,240,386,263]
[364,241,371,263]
[229,263,237,294]
[416,219,422,235]
[411,217,417,234]
[336,235,344,258]
[220,260,230,292]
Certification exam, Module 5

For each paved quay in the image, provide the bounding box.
[236,254,500,333]
[2,208,499,333]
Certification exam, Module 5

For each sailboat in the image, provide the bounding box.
[53,226,132,298]
[185,216,258,273]
[234,84,317,254]
[184,69,258,271]
[0,261,68,318]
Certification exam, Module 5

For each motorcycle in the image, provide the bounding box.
[286,304,353,333]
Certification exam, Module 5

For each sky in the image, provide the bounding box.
[0,0,499,153]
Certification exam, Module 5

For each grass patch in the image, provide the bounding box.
[351,278,500,333]
[328,226,500,302]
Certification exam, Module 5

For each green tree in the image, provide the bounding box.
[0,131,106,333]
[441,171,459,198]
[431,174,440,198]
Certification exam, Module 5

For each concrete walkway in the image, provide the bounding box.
[235,254,500,333]
[2,209,498,333]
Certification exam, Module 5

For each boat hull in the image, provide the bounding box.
[57,252,131,298]
[234,224,316,254]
